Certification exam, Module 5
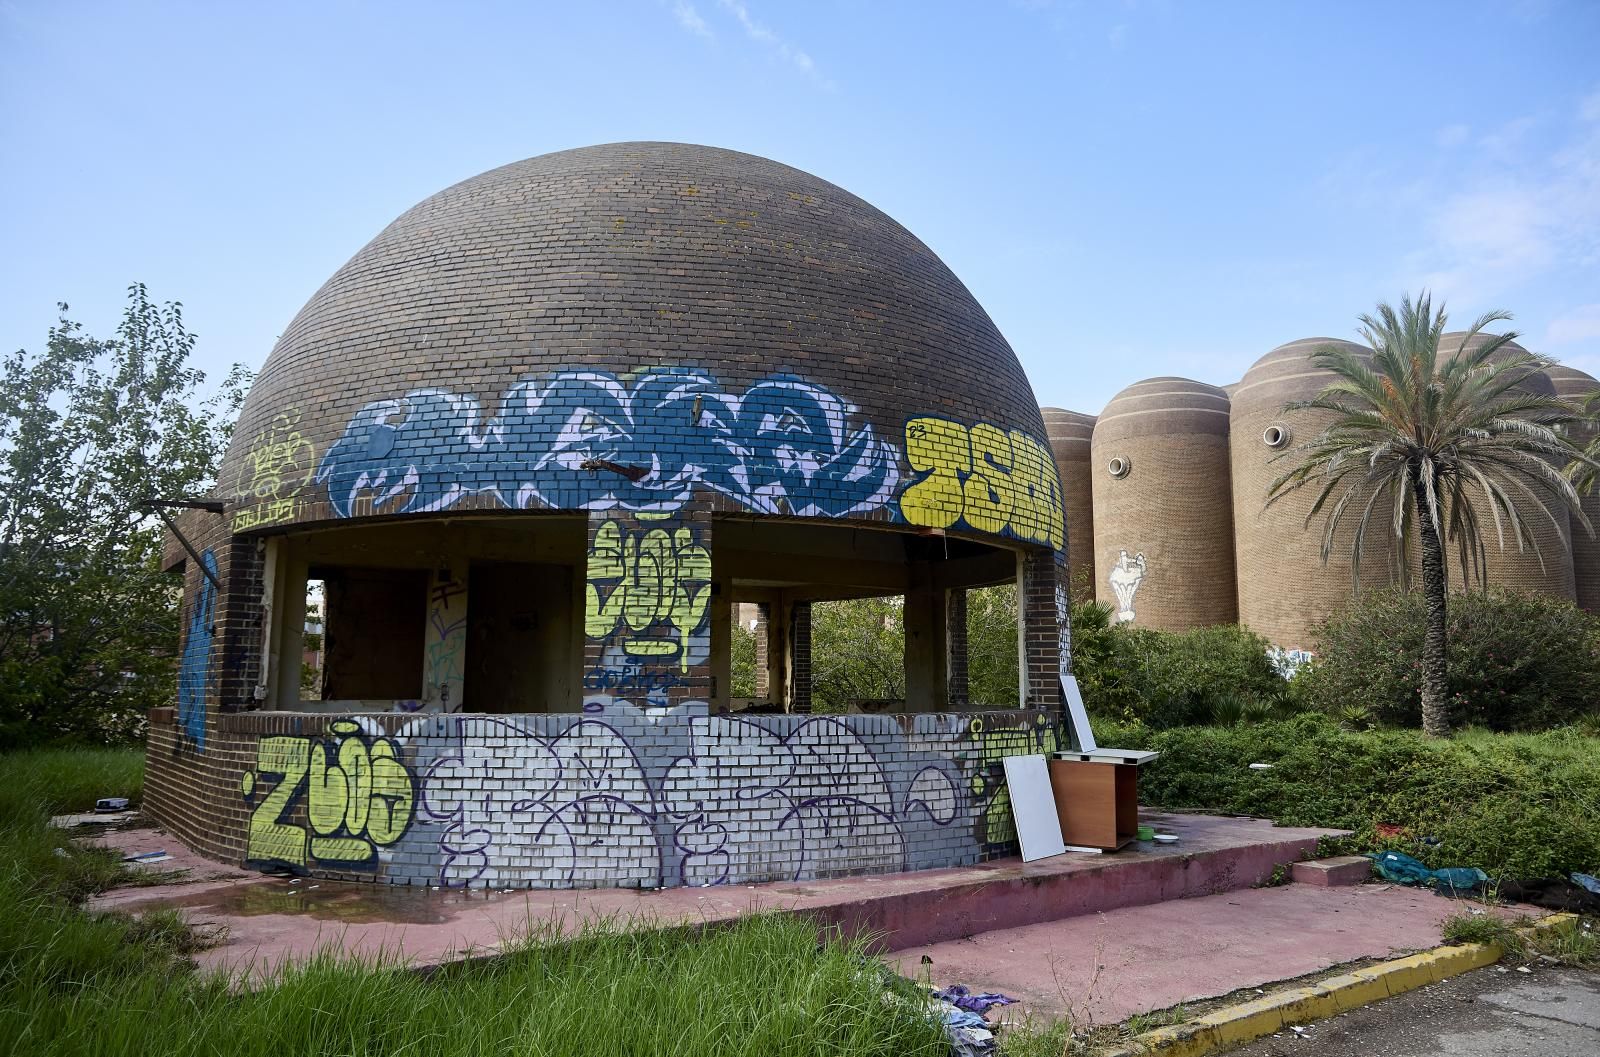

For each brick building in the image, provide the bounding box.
[1045,341,1598,654]
[147,142,1071,890]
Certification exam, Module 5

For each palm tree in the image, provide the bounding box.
[1268,293,1592,737]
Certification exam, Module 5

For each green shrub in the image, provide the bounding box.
[1297,587,1600,731]
[1103,714,1600,880]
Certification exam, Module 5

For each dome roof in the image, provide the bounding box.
[1041,407,1095,445]
[1231,337,1370,410]
[218,142,1048,535]
[1094,377,1230,442]
[1546,363,1598,401]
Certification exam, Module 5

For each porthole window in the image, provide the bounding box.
[1107,455,1132,479]
[1262,424,1290,449]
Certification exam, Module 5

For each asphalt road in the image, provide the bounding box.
[1225,964,1599,1057]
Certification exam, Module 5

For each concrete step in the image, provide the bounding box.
[853,811,1341,952]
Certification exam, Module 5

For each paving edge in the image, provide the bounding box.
[1097,912,1580,1057]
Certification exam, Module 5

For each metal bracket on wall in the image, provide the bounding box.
[142,498,224,589]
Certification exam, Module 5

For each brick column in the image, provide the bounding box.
[1018,548,1063,711]
[946,587,969,709]
[791,601,812,711]
[753,602,770,699]
[583,509,713,708]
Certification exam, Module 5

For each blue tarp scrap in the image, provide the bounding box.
[934,984,1020,1014]
[1366,851,1488,896]
[928,984,1018,1056]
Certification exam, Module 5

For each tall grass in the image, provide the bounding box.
[0,748,946,1057]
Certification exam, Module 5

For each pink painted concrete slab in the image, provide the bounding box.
[889,884,1536,1026]
[84,811,1339,981]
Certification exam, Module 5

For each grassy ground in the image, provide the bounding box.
[1092,714,1600,880]
[0,747,947,1057]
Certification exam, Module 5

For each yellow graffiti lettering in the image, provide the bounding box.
[970,718,1059,845]
[900,417,969,529]
[1008,429,1063,550]
[243,723,416,868]
[586,520,712,671]
[963,423,1015,535]
[232,409,316,531]
[901,418,1064,550]
[244,736,310,867]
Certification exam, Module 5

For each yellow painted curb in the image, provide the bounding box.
[1098,913,1578,1056]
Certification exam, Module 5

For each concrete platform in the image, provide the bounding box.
[89,811,1337,978]
[888,883,1532,1026]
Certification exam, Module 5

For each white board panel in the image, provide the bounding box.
[1062,675,1098,753]
[1001,753,1066,862]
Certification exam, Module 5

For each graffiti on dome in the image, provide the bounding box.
[233,409,316,531]
[899,417,1064,549]
[314,370,900,519]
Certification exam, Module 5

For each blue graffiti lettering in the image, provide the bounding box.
[176,550,217,750]
[313,370,900,519]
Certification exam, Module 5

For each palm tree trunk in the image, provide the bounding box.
[1411,478,1452,737]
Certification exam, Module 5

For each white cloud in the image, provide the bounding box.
[673,1,713,39]
[715,0,826,83]
[1399,91,1600,310]
[1548,304,1600,346]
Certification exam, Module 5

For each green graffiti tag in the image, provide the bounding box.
[241,720,416,868]
[585,519,711,671]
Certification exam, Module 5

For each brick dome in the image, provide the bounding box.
[218,142,1055,546]
[1041,408,1096,596]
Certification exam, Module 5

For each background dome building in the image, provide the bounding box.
[1230,338,1400,652]
[149,142,1069,891]
[1041,407,1096,599]
[1090,378,1237,631]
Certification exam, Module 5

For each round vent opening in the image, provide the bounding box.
[1262,425,1291,449]
[1107,455,1132,479]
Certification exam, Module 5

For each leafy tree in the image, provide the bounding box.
[0,286,247,747]
[965,584,1018,706]
[1269,294,1591,737]
[810,597,904,710]
[729,618,757,698]
[1296,586,1600,732]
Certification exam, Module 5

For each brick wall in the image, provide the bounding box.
[193,704,1059,890]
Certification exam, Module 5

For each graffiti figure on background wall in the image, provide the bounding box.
[314,370,899,520]
[423,567,467,710]
[1108,550,1147,624]
[899,417,1064,550]
[176,550,217,751]
[585,520,711,673]
[242,720,416,868]
[232,409,316,531]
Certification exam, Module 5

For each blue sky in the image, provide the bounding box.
[2,0,1597,416]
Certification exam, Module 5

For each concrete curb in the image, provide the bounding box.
[1097,912,1579,1057]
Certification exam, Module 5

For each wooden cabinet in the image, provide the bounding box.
[1047,751,1155,851]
